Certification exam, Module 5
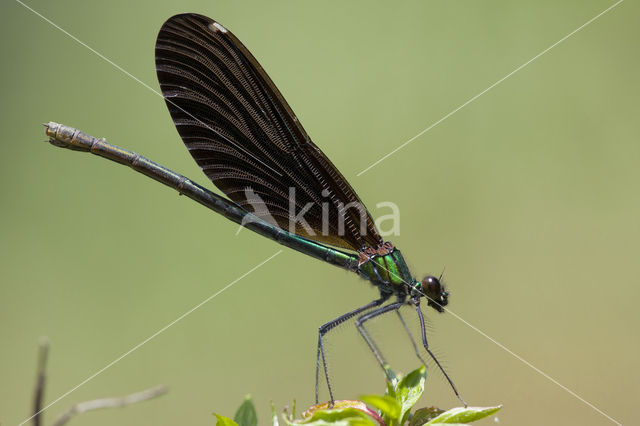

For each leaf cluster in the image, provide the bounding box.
[214,366,501,426]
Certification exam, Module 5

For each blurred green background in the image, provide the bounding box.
[1,0,638,425]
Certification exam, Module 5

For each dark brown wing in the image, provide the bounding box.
[155,13,382,250]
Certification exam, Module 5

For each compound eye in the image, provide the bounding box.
[422,275,448,312]
[422,276,441,293]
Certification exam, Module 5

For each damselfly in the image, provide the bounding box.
[46,13,465,406]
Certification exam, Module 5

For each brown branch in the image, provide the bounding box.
[32,338,50,426]
[51,385,168,426]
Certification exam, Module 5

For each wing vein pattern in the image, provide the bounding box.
[155,13,382,250]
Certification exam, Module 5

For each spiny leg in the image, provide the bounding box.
[357,316,389,367]
[395,309,429,367]
[316,295,389,404]
[355,300,406,379]
[414,302,467,407]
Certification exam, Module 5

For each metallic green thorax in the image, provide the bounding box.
[358,248,414,293]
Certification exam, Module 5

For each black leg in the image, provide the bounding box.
[395,309,429,367]
[355,300,406,378]
[357,315,389,368]
[414,302,467,407]
[315,295,390,403]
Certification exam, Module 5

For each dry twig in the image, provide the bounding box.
[29,338,167,426]
[51,385,168,426]
[32,338,50,426]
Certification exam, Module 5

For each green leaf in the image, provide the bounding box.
[271,401,280,426]
[360,394,401,425]
[409,407,445,426]
[282,401,297,426]
[386,380,396,400]
[394,365,427,425]
[299,407,377,425]
[382,365,398,403]
[214,413,239,426]
[384,364,399,390]
[426,424,466,425]
[425,406,502,424]
[293,400,385,426]
[281,412,295,426]
[234,395,258,426]
[293,419,371,426]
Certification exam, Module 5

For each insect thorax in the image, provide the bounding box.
[357,242,414,293]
